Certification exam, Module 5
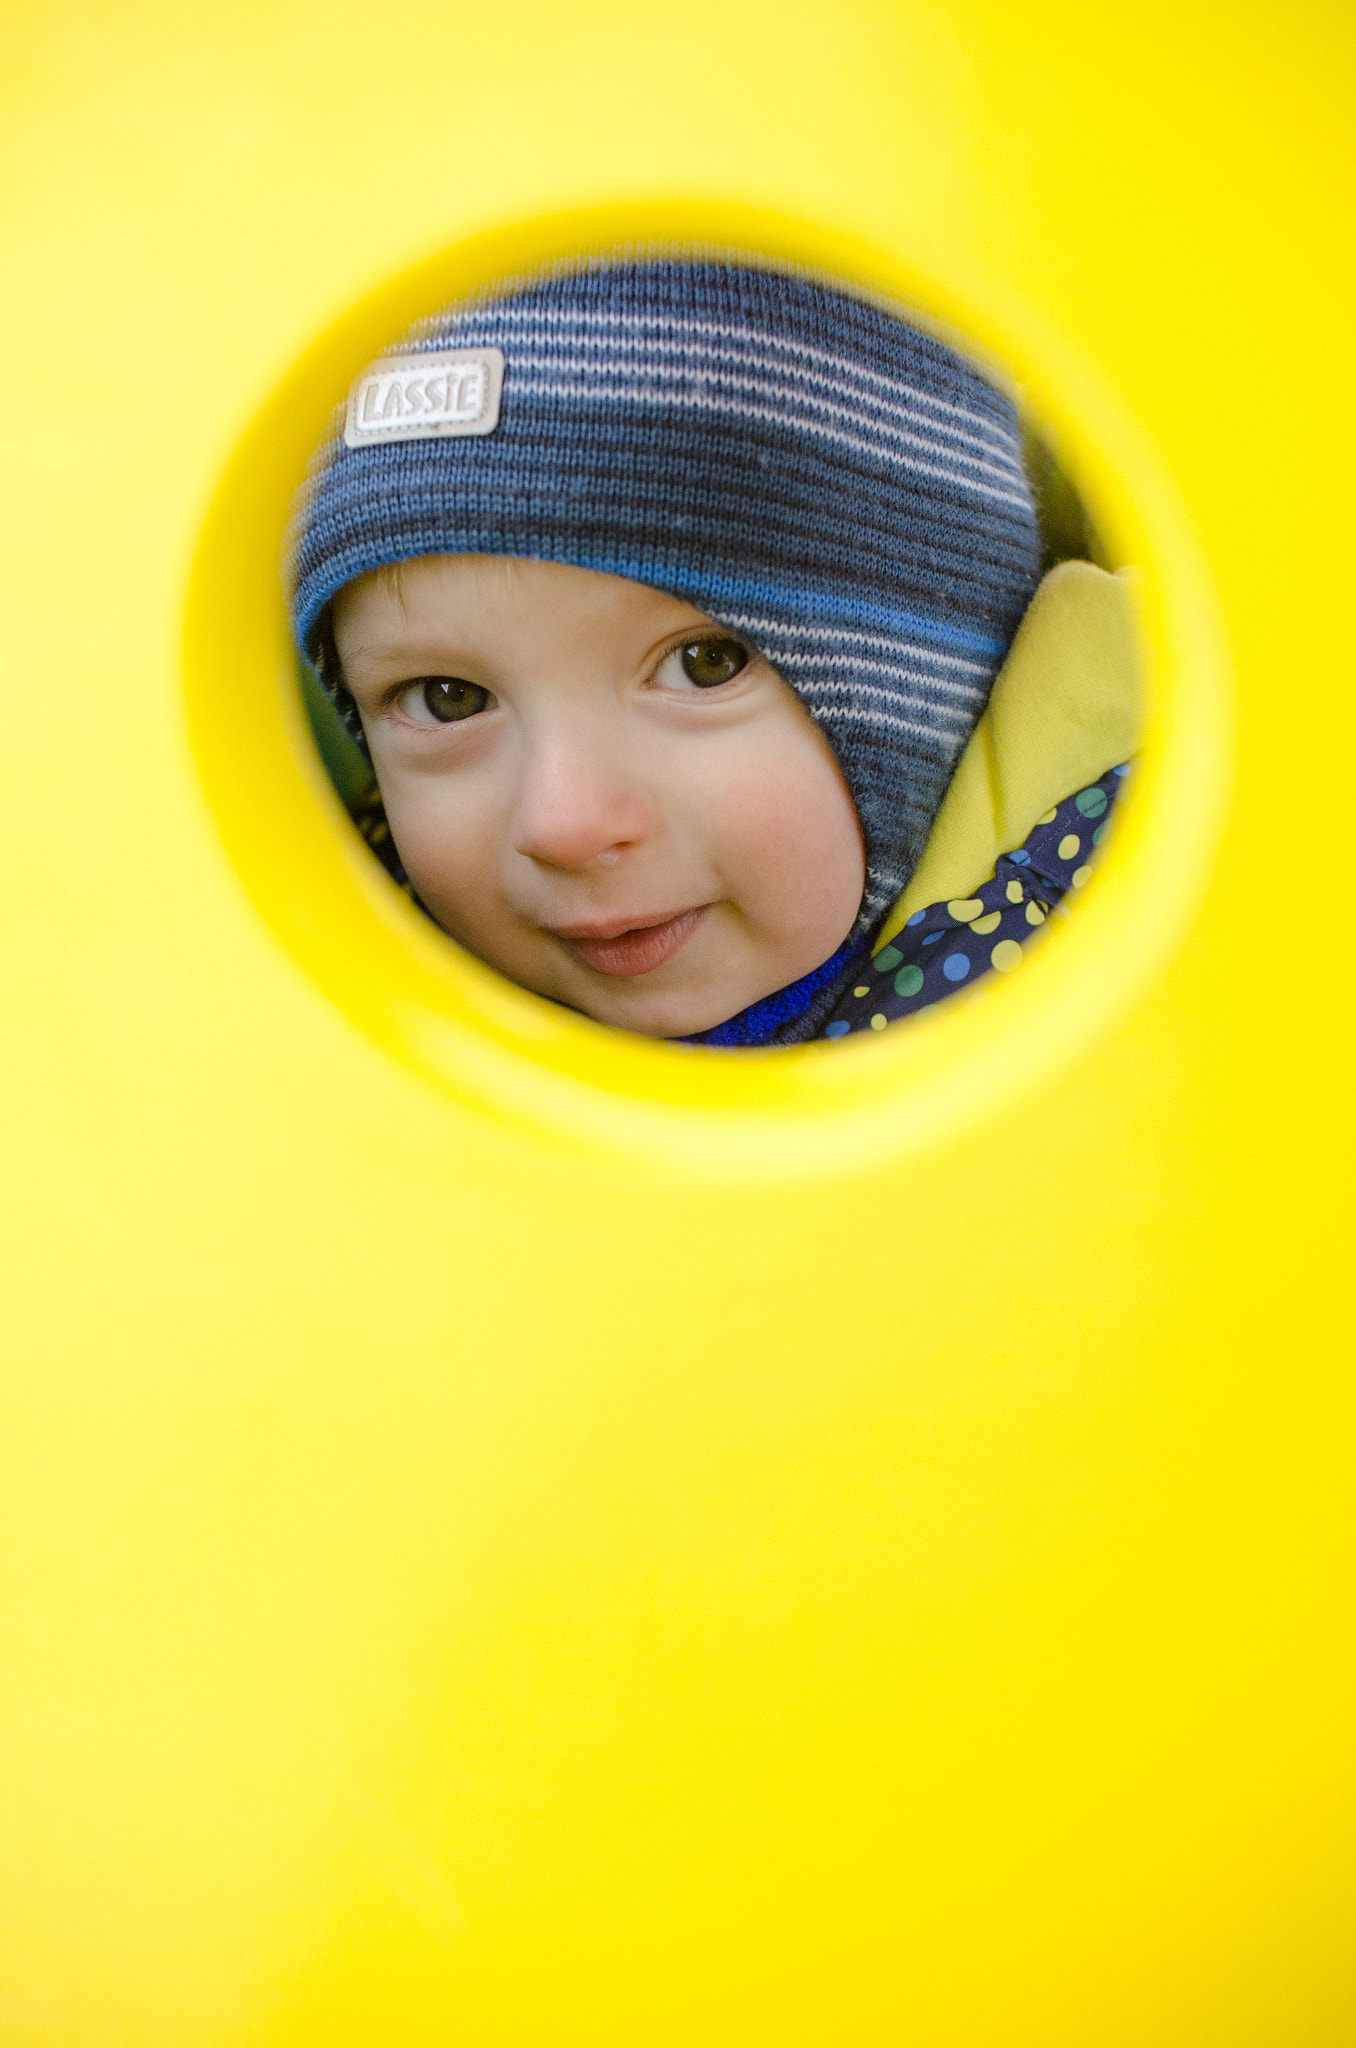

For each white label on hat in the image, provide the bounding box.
[343,347,505,447]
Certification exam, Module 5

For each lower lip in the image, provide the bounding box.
[556,907,709,978]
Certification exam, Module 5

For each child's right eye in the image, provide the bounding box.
[397,677,492,724]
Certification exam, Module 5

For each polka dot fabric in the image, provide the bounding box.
[819,763,1129,1039]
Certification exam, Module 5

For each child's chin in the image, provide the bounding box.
[575,981,766,1041]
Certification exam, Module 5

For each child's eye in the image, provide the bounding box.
[655,636,751,691]
[397,676,492,724]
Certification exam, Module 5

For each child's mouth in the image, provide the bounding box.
[549,906,709,978]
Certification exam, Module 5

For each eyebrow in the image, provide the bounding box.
[338,635,478,690]
[332,596,748,701]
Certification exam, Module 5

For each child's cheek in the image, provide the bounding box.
[696,727,864,927]
[378,770,502,914]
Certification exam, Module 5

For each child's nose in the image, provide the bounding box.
[510,737,654,872]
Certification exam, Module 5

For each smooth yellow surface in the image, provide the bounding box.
[876,560,1142,944]
[2,5,1352,2044]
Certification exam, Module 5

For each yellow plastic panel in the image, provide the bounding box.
[1,4,1351,2045]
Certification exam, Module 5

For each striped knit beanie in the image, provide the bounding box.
[290,257,1041,953]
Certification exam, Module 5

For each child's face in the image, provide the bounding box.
[331,556,865,1036]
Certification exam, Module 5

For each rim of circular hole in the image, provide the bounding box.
[183,197,1228,1182]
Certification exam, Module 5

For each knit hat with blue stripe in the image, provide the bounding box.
[289,259,1041,1031]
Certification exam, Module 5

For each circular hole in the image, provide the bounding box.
[183,202,1226,1179]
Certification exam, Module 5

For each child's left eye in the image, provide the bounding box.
[654,636,751,691]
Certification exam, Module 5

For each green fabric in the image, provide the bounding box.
[874,559,1142,950]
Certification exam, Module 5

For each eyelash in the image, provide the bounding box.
[651,634,753,691]
[393,677,493,724]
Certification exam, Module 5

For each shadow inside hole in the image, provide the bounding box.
[1023,427,1114,577]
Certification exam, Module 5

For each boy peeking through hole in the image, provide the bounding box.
[291,260,1138,1048]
